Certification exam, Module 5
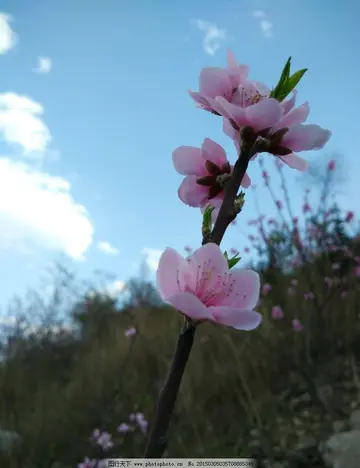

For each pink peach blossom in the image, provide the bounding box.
[292,318,304,332]
[156,243,261,331]
[303,201,311,213]
[219,82,331,172]
[214,80,282,133]
[189,49,249,113]
[261,283,272,296]
[271,305,284,320]
[124,327,136,338]
[173,138,251,208]
[96,431,113,451]
[304,292,315,300]
[78,457,97,468]
[117,423,134,434]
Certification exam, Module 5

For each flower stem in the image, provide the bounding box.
[144,318,196,457]
[144,129,257,458]
[209,130,257,246]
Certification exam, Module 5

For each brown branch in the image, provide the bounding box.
[144,127,257,458]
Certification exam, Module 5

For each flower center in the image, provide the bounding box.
[232,83,268,109]
[196,160,232,200]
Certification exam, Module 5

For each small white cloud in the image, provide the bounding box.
[33,57,52,74]
[0,13,17,54]
[253,10,266,18]
[260,20,273,38]
[193,19,227,56]
[143,248,163,272]
[0,158,94,260]
[0,93,51,155]
[97,241,119,256]
[252,10,273,38]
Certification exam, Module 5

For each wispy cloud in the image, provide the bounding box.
[0,93,51,155]
[252,10,273,38]
[33,57,52,74]
[0,13,17,54]
[0,158,94,260]
[97,241,119,256]
[193,19,227,56]
[143,247,163,272]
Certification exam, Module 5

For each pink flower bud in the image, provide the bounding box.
[328,160,336,171]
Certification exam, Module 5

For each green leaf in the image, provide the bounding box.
[234,192,246,213]
[202,205,214,236]
[277,68,308,101]
[227,254,241,269]
[270,57,291,100]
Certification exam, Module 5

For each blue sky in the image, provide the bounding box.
[0,0,359,311]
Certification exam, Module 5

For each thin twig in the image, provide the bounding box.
[144,128,257,458]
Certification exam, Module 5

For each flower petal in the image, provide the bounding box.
[201,138,228,166]
[209,306,262,330]
[281,90,297,115]
[278,153,308,171]
[223,118,239,140]
[199,67,232,96]
[244,98,282,131]
[274,102,310,130]
[186,243,229,297]
[221,269,260,309]
[226,49,249,88]
[188,90,212,110]
[167,292,212,320]
[226,49,238,69]
[214,96,248,126]
[156,248,187,299]
[187,242,228,290]
[283,124,332,152]
[172,146,205,176]
[178,175,209,207]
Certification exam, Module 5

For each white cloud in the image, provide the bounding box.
[193,19,227,56]
[253,10,266,18]
[143,248,163,272]
[259,20,273,38]
[0,93,51,155]
[33,57,52,74]
[90,279,126,298]
[97,241,119,256]
[0,13,17,54]
[0,158,94,260]
[252,10,273,38]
